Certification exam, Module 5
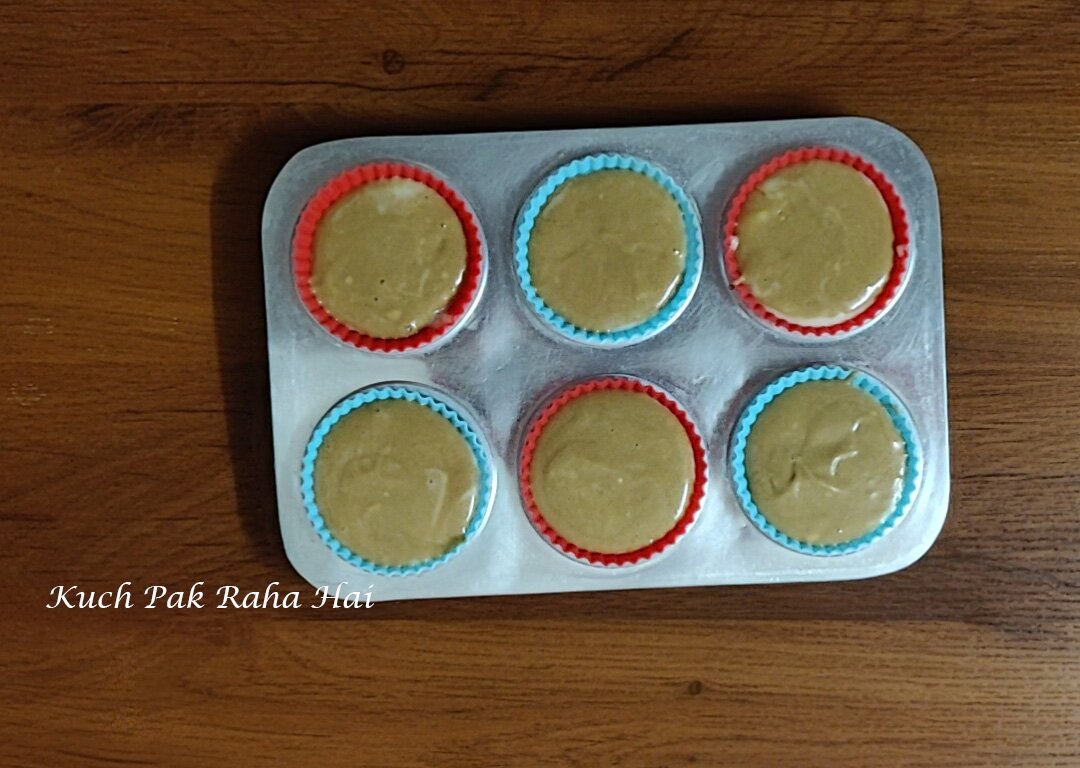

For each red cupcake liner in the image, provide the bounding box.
[723,147,911,338]
[519,376,709,567]
[292,162,485,353]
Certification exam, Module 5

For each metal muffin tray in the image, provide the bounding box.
[261,117,949,602]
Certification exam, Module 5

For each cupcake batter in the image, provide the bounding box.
[733,160,894,325]
[314,399,479,567]
[311,178,467,339]
[744,379,906,545]
[528,170,686,331]
[529,388,695,554]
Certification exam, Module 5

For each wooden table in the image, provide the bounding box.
[3,2,1078,765]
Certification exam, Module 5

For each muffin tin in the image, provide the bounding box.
[261,117,949,602]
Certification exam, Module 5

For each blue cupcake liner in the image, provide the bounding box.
[300,385,494,576]
[729,365,922,556]
[513,153,704,346]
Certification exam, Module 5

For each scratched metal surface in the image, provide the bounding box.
[261,117,949,602]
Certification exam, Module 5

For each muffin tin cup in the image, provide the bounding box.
[514,153,704,347]
[729,365,922,556]
[300,383,496,576]
[292,162,486,353]
[723,146,912,340]
[519,376,709,568]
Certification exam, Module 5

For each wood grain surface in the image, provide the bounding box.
[2,1,1079,766]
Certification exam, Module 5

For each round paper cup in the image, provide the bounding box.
[514,153,703,347]
[729,365,921,556]
[301,384,495,576]
[723,147,911,339]
[519,376,709,567]
[292,162,486,353]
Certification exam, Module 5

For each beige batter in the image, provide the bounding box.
[744,380,906,546]
[528,170,686,332]
[314,399,479,567]
[311,178,467,339]
[734,160,894,326]
[529,389,695,554]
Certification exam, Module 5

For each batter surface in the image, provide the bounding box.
[528,170,686,332]
[311,178,467,339]
[529,388,695,554]
[734,160,894,325]
[744,379,906,546]
[314,399,479,567]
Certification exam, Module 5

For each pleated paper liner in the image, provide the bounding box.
[301,384,496,576]
[513,153,704,347]
[723,147,911,339]
[729,365,922,556]
[292,162,485,353]
[518,376,708,567]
